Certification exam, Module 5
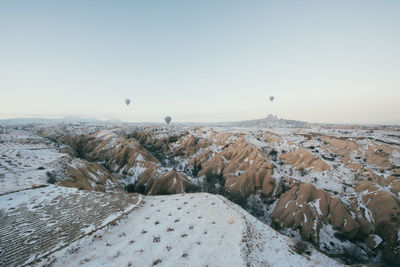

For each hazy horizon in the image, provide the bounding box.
[1,1,400,124]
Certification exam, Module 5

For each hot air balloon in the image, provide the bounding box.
[164,116,172,125]
[125,98,131,106]
[269,96,274,102]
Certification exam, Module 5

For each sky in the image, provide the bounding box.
[1,0,399,124]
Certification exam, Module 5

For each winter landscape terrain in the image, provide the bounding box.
[1,117,400,266]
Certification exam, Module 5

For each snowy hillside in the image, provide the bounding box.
[0,127,68,195]
[38,193,341,267]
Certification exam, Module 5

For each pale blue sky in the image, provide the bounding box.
[1,1,399,124]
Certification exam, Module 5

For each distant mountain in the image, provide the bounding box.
[0,117,117,126]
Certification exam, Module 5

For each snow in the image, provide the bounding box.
[390,150,400,167]
[234,170,245,176]
[0,185,142,266]
[125,165,147,184]
[43,193,342,267]
[319,224,363,258]
[95,129,117,139]
[0,128,67,195]
[246,136,266,148]
[370,234,383,248]
[309,198,323,217]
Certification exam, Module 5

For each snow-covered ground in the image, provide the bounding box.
[42,193,342,267]
[0,127,68,195]
[0,185,142,266]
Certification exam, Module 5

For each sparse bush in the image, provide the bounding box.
[333,231,347,242]
[185,182,200,193]
[125,183,136,193]
[191,159,201,177]
[203,169,225,194]
[227,191,248,207]
[246,195,264,217]
[299,168,307,176]
[153,236,160,243]
[269,149,278,161]
[322,154,336,162]
[46,171,57,184]
[341,245,367,265]
[152,259,162,265]
[292,240,310,255]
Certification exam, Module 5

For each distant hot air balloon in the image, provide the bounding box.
[125,98,131,106]
[269,96,274,102]
[164,116,172,125]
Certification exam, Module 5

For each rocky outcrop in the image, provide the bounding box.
[320,136,361,165]
[209,131,236,145]
[365,234,383,250]
[146,170,194,195]
[84,135,159,173]
[365,144,398,169]
[351,181,400,263]
[61,159,123,193]
[129,130,180,153]
[271,183,359,245]
[280,149,330,171]
[264,132,281,143]
[191,137,275,198]
[130,166,195,195]
[55,131,160,177]
[173,135,197,158]
[358,170,400,201]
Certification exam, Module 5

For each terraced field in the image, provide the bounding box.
[0,185,142,266]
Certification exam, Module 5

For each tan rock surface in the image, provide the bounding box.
[192,137,275,198]
[264,132,281,143]
[352,182,400,242]
[146,170,194,195]
[61,159,123,192]
[351,181,400,263]
[173,135,197,158]
[280,149,330,171]
[271,183,359,245]
[365,144,398,169]
[320,136,360,165]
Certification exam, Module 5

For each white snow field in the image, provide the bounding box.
[0,127,67,195]
[42,193,343,267]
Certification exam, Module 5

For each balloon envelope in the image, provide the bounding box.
[164,116,172,125]
[125,98,131,105]
[269,96,274,102]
